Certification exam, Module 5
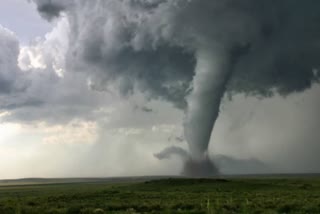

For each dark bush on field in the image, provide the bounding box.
[66,205,83,214]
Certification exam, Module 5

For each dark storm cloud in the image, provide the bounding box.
[31,0,320,99]
[32,0,72,20]
[227,0,320,97]
[76,45,195,109]
[29,0,320,123]
[30,0,320,175]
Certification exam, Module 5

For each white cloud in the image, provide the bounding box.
[18,45,47,70]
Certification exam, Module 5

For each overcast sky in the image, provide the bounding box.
[1,0,320,179]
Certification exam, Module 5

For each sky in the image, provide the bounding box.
[0,0,52,43]
[0,0,320,179]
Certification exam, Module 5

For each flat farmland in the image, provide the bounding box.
[0,177,320,213]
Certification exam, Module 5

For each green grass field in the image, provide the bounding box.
[1,177,320,214]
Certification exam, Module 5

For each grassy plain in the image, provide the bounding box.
[0,177,320,213]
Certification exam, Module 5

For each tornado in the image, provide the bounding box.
[185,48,230,156]
[154,48,234,177]
[154,45,249,177]
[183,44,252,176]
[182,48,230,175]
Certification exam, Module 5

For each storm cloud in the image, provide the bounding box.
[31,0,320,98]
[28,0,320,176]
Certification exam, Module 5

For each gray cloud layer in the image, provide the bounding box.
[0,23,110,124]
[0,26,26,94]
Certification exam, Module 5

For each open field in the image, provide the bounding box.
[1,176,320,213]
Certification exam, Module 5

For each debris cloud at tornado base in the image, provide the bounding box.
[32,0,320,176]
